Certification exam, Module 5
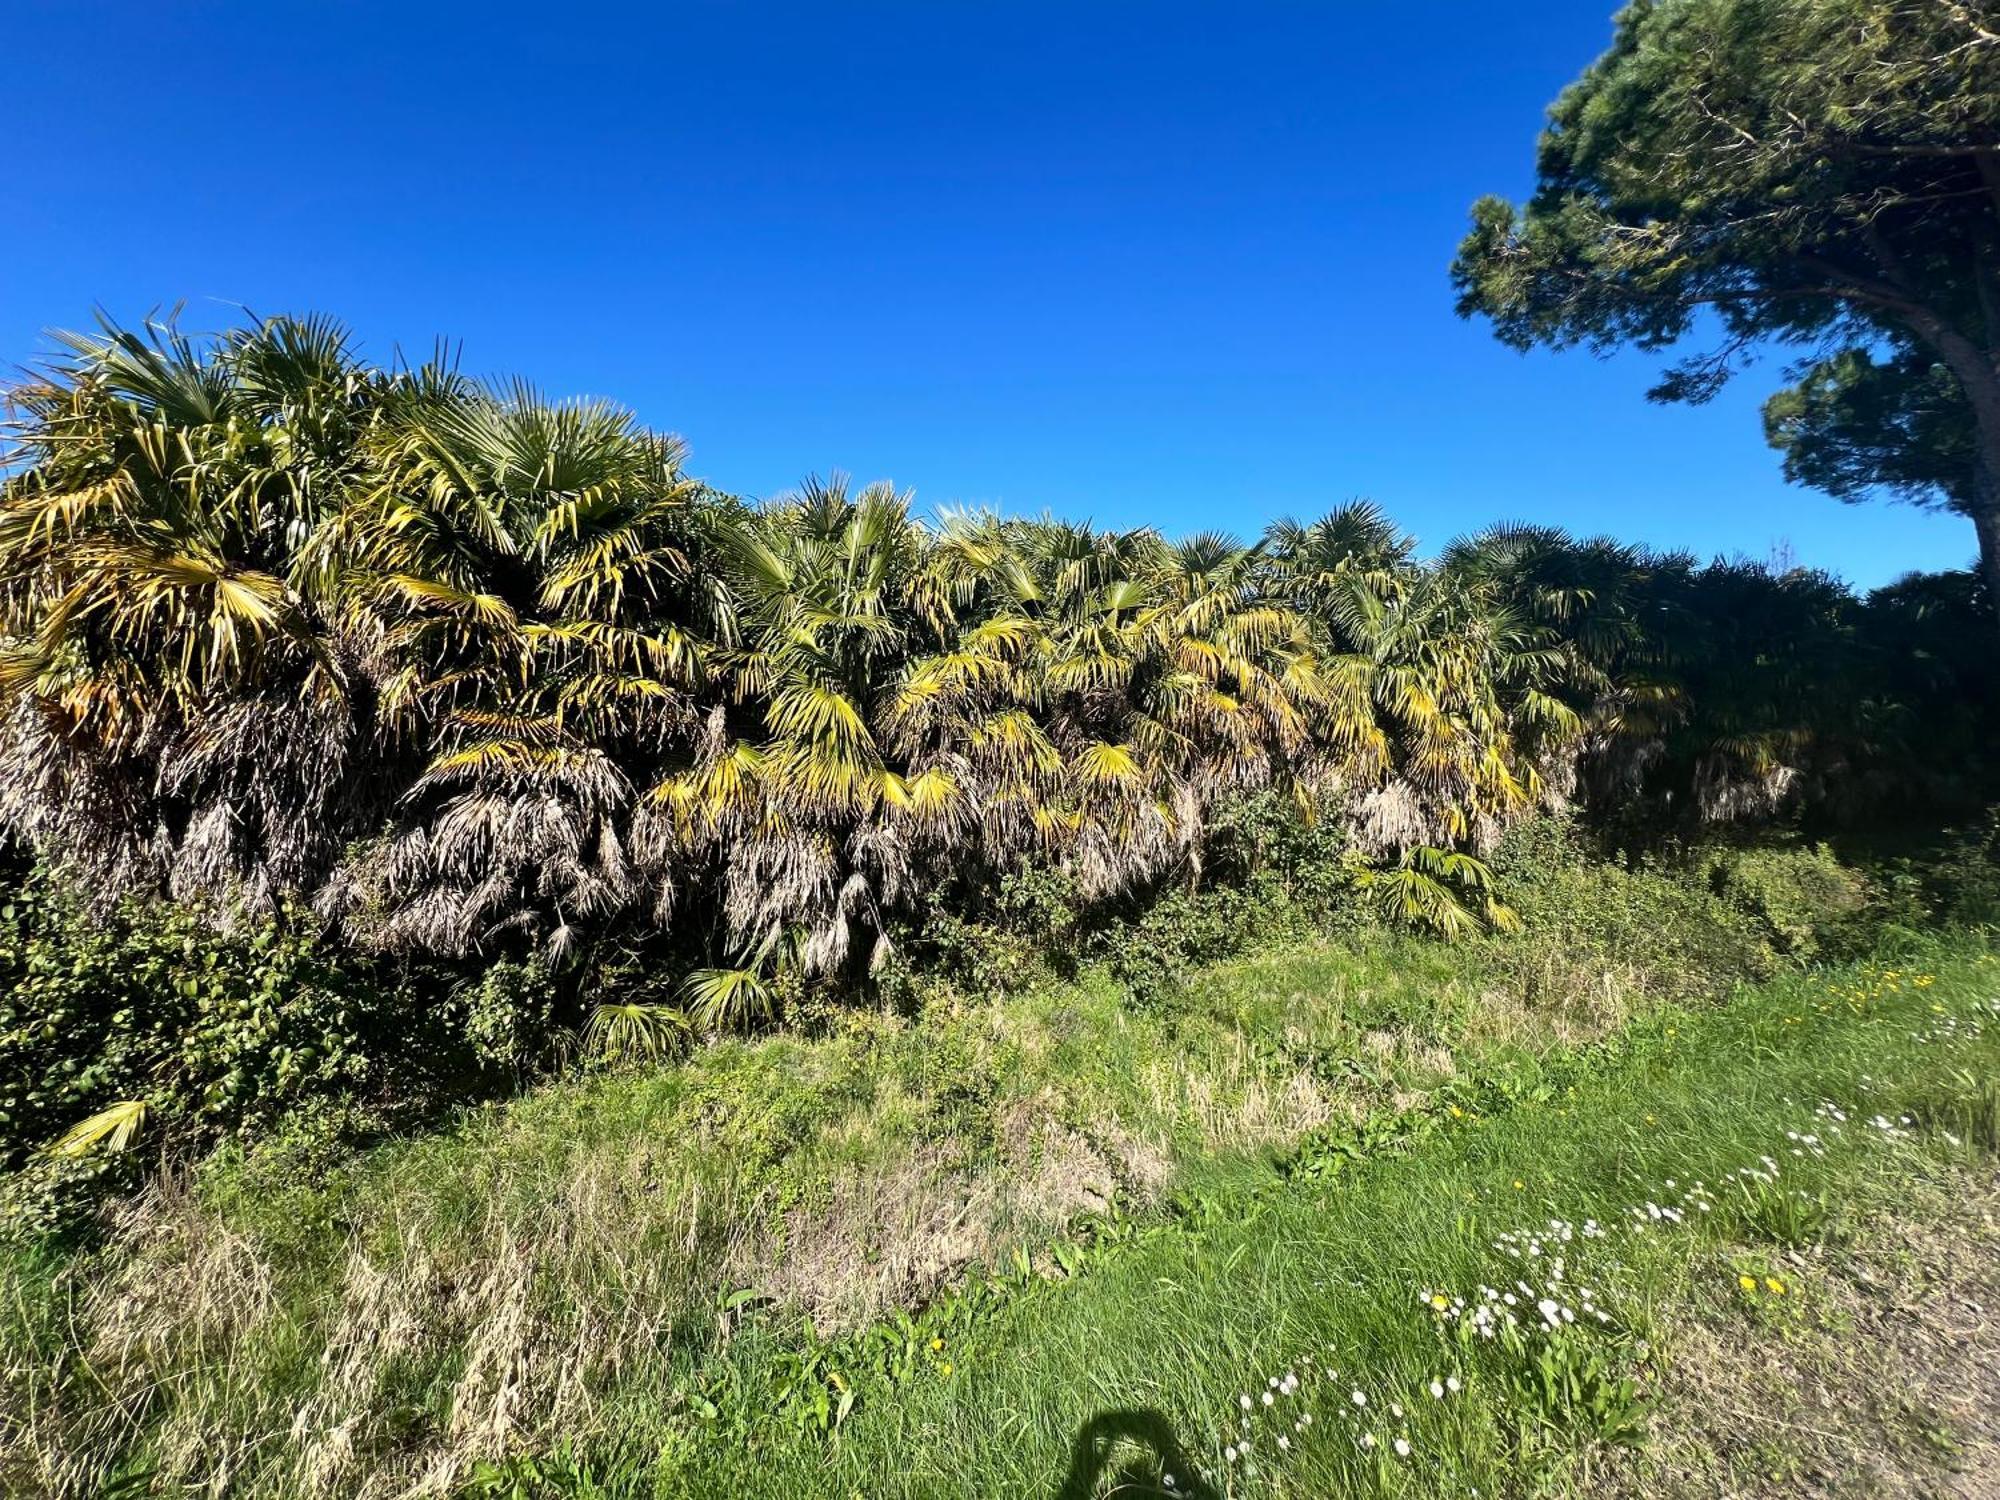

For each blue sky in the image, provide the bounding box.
[4,1,1974,586]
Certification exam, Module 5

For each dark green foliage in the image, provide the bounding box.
[0,877,367,1161]
[887,792,1364,1011]
[1453,0,2000,619]
[1896,807,2000,928]
[1459,526,2000,831]
[1765,347,1978,510]
[882,867,1085,1006]
[0,868,541,1235]
[454,958,561,1074]
[1094,885,1266,1009]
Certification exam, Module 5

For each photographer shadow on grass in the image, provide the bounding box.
[1053,1408,1217,1499]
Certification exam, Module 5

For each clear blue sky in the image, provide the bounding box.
[4,1,1974,587]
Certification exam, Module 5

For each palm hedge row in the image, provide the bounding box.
[0,316,1990,1016]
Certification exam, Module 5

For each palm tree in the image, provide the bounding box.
[1268,508,1578,851]
[0,313,402,905]
[12,307,1913,1005]
[326,383,717,959]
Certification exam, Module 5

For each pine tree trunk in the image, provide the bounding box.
[1975,431,2000,633]
[1899,317,2000,629]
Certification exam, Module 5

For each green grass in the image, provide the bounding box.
[3,915,1991,1498]
[493,940,2000,1498]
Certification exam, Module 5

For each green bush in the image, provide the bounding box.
[1093,884,1268,1007]
[453,957,561,1073]
[0,867,518,1236]
[1919,808,2000,927]
[0,877,366,1162]
[1200,791,1360,924]
[1702,842,1875,963]
[1486,819,1778,1007]
[889,794,1367,1011]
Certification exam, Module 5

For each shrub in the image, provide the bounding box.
[0,866,506,1235]
[891,795,1371,1012]
[1920,807,2000,927]
[1702,842,1875,964]
[1200,790,1361,927]
[1486,819,1778,1008]
[454,957,561,1073]
[1092,884,1270,1007]
[0,876,363,1163]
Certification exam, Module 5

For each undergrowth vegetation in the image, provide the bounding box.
[3,823,1997,1497]
[6,0,2000,1488]
[438,941,2000,1500]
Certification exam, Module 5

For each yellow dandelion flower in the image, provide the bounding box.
[1765,1278,1785,1296]
[1738,1275,1757,1293]
[930,1337,944,1352]
[1430,1294,1449,1310]
[1513,1180,1525,1190]
[940,1361,953,1376]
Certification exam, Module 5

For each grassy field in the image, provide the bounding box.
[4,914,1995,1497]
[614,939,1998,1499]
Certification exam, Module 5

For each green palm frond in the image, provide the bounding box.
[683,966,777,1031]
[582,1002,692,1065]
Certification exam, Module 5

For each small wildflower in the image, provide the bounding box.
[1765,1277,1786,1296]
[1429,1379,1445,1399]
[1739,1275,1758,1293]
[1394,1437,1412,1458]
[1351,1389,1367,1407]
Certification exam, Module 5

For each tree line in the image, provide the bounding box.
[1,315,1992,1021]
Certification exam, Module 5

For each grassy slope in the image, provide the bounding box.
[3,931,1656,1498]
[647,941,2000,1498]
[0,846,1981,1499]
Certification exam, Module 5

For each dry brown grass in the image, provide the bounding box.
[2,1142,768,1498]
